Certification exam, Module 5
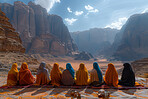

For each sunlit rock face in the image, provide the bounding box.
[113,13,148,61]
[0,1,78,56]
[0,8,25,53]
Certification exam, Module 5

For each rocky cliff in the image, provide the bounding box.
[71,28,118,55]
[0,1,77,55]
[0,8,25,53]
[113,13,148,60]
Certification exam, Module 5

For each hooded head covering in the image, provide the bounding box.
[19,62,35,85]
[37,62,46,75]
[75,63,89,85]
[66,63,75,78]
[104,63,118,87]
[6,63,19,86]
[119,63,135,86]
[36,62,50,85]
[50,63,62,86]
[93,62,103,83]
[10,63,19,73]
[19,62,29,72]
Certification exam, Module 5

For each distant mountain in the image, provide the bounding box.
[113,13,148,60]
[71,28,118,55]
[0,8,25,53]
[0,1,77,56]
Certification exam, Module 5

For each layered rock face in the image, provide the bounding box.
[0,1,77,55]
[113,13,148,60]
[71,28,118,55]
[0,8,25,53]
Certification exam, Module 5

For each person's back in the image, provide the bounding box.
[104,63,118,87]
[7,63,19,86]
[89,62,103,86]
[119,63,135,86]
[50,63,62,86]
[89,69,99,83]
[75,63,88,85]
[19,62,35,85]
[62,70,74,85]
[36,62,50,85]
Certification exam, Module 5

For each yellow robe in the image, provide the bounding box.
[75,63,89,85]
[50,63,62,86]
[7,63,19,86]
[89,69,99,84]
[104,63,118,87]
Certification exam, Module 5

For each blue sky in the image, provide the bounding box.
[1,0,148,32]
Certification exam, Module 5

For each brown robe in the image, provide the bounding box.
[62,70,74,85]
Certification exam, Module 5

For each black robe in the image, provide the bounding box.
[119,63,135,86]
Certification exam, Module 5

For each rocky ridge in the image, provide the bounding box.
[0,1,77,55]
[113,13,148,61]
[71,28,118,55]
[0,8,25,53]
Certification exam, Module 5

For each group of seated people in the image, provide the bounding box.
[5,62,135,87]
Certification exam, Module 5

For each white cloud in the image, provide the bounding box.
[74,11,84,16]
[35,0,60,12]
[105,17,128,30]
[142,8,148,13]
[67,7,72,13]
[85,5,94,11]
[85,5,99,13]
[65,18,77,25]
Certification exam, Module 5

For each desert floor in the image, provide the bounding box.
[0,56,147,98]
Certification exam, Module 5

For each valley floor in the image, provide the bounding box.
[0,74,147,99]
[0,53,147,98]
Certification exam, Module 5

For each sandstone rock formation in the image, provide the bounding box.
[0,8,25,53]
[74,51,93,61]
[0,1,77,55]
[113,13,148,60]
[71,28,118,55]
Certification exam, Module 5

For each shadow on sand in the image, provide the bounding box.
[121,89,137,95]
[31,87,52,96]
[13,86,41,95]
[0,88,21,94]
[49,88,68,96]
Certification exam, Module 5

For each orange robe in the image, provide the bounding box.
[75,63,89,85]
[36,62,50,85]
[104,63,118,87]
[50,63,62,86]
[19,62,35,85]
[7,63,19,86]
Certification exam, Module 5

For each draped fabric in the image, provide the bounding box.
[75,63,89,85]
[89,69,99,84]
[66,63,75,79]
[19,62,35,85]
[104,63,118,87]
[7,63,19,86]
[119,63,135,86]
[36,62,50,85]
[50,63,62,86]
[93,62,103,83]
[62,70,74,85]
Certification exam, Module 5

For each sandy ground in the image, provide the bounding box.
[0,55,147,98]
[0,71,147,99]
[0,76,147,99]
